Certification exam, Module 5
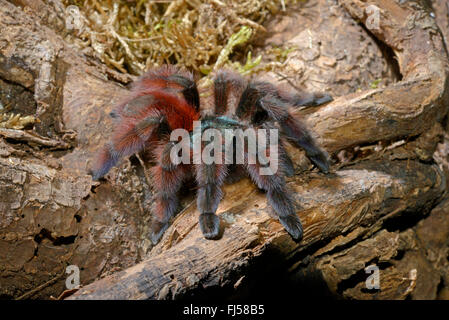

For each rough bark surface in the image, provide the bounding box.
[1,0,449,300]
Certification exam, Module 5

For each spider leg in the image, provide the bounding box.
[279,137,295,177]
[166,74,200,111]
[281,113,330,173]
[212,70,247,115]
[149,141,188,244]
[290,91,333,107]
[91,112,166,180]
[195,161,228,239]
[134,65,200,111]
[244,152,303,241]
[235,81,331,174]
[258,95,330,173]
[224,164,247,184]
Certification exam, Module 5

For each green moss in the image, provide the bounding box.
[233,51,262,75]
[61,0,301,76]
[370,78,382,89]
[214,26,253,70]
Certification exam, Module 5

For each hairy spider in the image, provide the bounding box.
[91,65,332,244]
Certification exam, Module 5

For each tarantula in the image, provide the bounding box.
[91,65,332,244]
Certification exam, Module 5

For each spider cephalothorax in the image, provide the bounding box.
[91,65,332,244]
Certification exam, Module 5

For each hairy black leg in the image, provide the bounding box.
[245,148,303,240]
[224,136,248,184]
[279,138,295,177]
[269,190,303,241]
[149,142,187,244]
[256,91,330,173]
[166,74,200,110]
[234,81,330,174]
[224,164,247,184]
[137,65,200,111]
[91,113,166,180]
[195,162,227,239]
[281,114,330,173]
[214,72,228,115]
[236,82,269,121]
[213,70,247,115]
[290,91,333,107]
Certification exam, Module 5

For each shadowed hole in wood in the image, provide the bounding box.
[335,258,391,296]
[392,249,406,261]
[167,244,338,301]
[0,76,36,116]
[357,22,403,82]
[436,277,445,298]
[383,208,433,233]
[33,228,77,246]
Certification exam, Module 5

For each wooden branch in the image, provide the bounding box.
[301,0,449,152]
[68,160,445,299]
[0,128,70,149]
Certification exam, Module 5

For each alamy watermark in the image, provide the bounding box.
[65,265,80,290]
[169,120,280,175]
[366,5,380,31]
[365,264,380,290]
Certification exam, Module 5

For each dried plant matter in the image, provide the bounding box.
[0,113,36,130]
[61,0,300,74]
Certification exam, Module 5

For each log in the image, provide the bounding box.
[68,159,445,299]
[67,0,449,300]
